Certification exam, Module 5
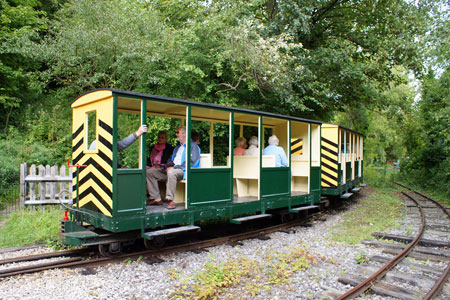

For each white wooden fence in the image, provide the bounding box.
[20,163,73,207]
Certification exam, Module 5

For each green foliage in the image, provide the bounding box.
[400,68,450,199]
[0,130,64,189]
[0,0,447,197]
[0,207,62,248]
[355,252,370,264]
[0,0,66,133]
[364,166,397,188]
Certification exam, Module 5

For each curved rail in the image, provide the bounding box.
[394,182,450,299]
[335,192,426,300]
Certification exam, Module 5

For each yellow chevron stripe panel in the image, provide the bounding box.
[77,180,112,208]
[321,124,339,188]
[72,96,114,217]
[77,157,112,178]
[290,138,303,155]
[78,194,112,217]
[78,165,113,191]
[322,169,338,186]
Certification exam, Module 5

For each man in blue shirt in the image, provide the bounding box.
[263,135,288,167]
[147,127,200,209]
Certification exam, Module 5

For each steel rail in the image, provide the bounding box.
[335,192,426,300]
[394,182,450,299]
[0,248,90,266]
[412,195,450,299]
[0,212,318,278]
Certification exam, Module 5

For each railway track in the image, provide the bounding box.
[336,183,450,300]
[0,209,324,279]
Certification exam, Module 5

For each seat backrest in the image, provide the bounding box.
[262,155,276,167]
[200,153,212,168]
[233,156,259,178]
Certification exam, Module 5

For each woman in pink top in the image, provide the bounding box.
[234,137,247,156]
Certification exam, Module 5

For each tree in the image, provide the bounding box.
[243,0,440,119]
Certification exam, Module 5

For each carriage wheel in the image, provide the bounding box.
[98,242,122,257]
[143,236,166,249]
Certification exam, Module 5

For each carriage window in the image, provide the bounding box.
[86,110,97,150]
[117,112,141,168]
[262,117,288,168]
[191,119,211,154]
[212,122,230,167]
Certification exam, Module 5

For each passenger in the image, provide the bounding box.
[89,125,147,151]
[244,136,259,156]
[191,131,200,145]
[147,130,174,169]
[146,127,200,209]
[234,137,247,156]
[263,135,288,167]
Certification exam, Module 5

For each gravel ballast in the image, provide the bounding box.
[0,188,448,300]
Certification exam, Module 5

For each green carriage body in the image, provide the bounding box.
[320,123,364,198]
[62,89,325,246]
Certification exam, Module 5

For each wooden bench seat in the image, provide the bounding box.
[232,155,275,197]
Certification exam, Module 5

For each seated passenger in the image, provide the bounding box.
[191,131,200,145]
[234,137,247,156]
[146,127,200,209]
[244,136,259,156]
[147,130,174,169]
[263,135,288,167]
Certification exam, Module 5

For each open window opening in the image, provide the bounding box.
[232,113,260,200]
[191,106,230,168]
[117,112,141,169]
[291,121,310,195]
[311,124,320,167]
[262,117,289,168]
[86,110,97,151]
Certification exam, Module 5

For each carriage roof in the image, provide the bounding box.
[71,88,322,126]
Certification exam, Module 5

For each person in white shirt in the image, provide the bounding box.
[244,136,259,156]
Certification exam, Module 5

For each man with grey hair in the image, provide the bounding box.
[263,135,288,167]
[146,126,200,209]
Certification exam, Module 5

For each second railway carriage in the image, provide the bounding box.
[320,123,364,198]
[62,89,324,254]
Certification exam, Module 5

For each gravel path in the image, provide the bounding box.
[0,188,447,300]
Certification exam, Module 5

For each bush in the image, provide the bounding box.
[0,130,67,190]
[364,165,397,188]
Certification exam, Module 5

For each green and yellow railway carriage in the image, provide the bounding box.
[320,123,364,198]
[62,89,323,253]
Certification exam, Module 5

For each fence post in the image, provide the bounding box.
[59,165,66,203]
[29,164,36,202]
[19,163,28,209]
[38,165,45,203]
[50,165,58,201]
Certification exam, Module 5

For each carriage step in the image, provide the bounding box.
[142,225,200,240]
[351,187,361,192]
[231,214,272,224]
[341,193,353,199]
[289,205,319,213]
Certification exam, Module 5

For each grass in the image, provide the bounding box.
[0,207,63,248]
[329,167,404,244]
